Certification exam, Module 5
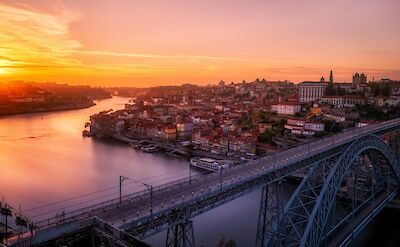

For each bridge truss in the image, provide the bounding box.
[118,133,400,247]
[8,120,400,247]
[257,134,400,247]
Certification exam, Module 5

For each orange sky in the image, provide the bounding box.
[0,0,399,87]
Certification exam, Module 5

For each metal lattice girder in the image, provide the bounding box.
[256,181,283,247]
[264,154,340,247]
[397,133,400,156]
[266,134,400,247]
[124,145,346,239]
[117,122,400,240]
[324,154,383,244]
[166,220,195,247]
[10,121,400,247]
[300,135,400,247]
[127,147,353,240]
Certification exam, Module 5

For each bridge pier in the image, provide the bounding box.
[165,219,195,247]
[255,181,283,247]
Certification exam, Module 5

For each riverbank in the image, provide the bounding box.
[0,101,97,116]
[110,132,243,164]
[0,81,112,116]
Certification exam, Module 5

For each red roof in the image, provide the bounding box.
[271,101,301,106]
[343,95,364,99]
[322,95,343,99]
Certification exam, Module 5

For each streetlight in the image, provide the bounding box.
[219,167,224,190]
[119,176,153,216]
[1,203,12,246]
[189,164,192,184]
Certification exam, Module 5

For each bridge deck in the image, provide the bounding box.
[25,119,400,242]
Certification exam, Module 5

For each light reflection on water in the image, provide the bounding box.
[0,97,261,246]
[0,97,190,213]
[0,97,388,246]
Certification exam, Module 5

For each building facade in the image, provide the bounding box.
[320,96,344,108]
[284,118,325,136]
[352,72,367,85]
[299,82,328,103]
[271,102,301,115]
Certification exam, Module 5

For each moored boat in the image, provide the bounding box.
[141,145,157,153]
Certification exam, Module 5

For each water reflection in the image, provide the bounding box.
[0,97,190,216]
[0,97,389,246]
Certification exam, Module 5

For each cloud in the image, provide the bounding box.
[0,1,251,83]
[0,2,82,72]
[73,50,251,62]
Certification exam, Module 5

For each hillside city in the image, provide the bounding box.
[0,82,111,115]
[87,71,400,160]
[2,1,400,246]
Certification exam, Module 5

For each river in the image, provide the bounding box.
[0,97,398,246]
[0,97,260,246]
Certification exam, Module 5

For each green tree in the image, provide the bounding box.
[323,120,342,133]
[325,82,336,96]
[258,129,276,144]
[381,84,391,96]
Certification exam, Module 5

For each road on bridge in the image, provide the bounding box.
[31,119,400,239]
[64,119,400,229]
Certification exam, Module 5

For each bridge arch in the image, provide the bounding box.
[264,134,400,247]
[300,134,400,247]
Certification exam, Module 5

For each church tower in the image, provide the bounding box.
[329,70,334,83]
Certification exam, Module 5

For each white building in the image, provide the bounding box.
[304,122,325,132]
[357,120,377,128]
[320,96,344,108]
[271,102,301,115]
[177,122,193,132]
[343,95,365,107]
[323,113,346,123]
[374,97,399,107]
[299,82,328,103]
[284,118,325,136]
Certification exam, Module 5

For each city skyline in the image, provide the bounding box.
[0,0,399,87]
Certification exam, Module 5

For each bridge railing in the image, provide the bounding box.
[33,118,400,230]
[112,119,400,227]
[254,118,400,167]
[33,168,217,229]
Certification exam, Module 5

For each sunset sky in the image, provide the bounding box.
[0,0,399,87]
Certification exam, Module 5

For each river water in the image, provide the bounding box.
[0,97,260,246]
[0,97,397,246]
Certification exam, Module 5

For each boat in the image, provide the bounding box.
[141,145,157,153]
[129,143,142,149]
[190,157,230,172]
[82,130,91,137]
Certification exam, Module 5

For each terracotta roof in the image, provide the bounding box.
[321,95,343,99]
[343,95,364,99]
[271,101,301,106]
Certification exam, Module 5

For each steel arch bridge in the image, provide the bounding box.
[257,134,400,247]
[7,119,400,247]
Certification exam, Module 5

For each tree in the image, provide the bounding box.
[256,110,269,122]
[368,82,391,96]
[325,82,336,96]
[258,129,276,144]
[381,84,391,96]
[323,119,342,133]
[314,131,329,138]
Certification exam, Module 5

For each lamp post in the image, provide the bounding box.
[119,176,153,216]
[219,167,223,190]
[1,203,11,246]
[189,164,192,184]
[119,175,125,204]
